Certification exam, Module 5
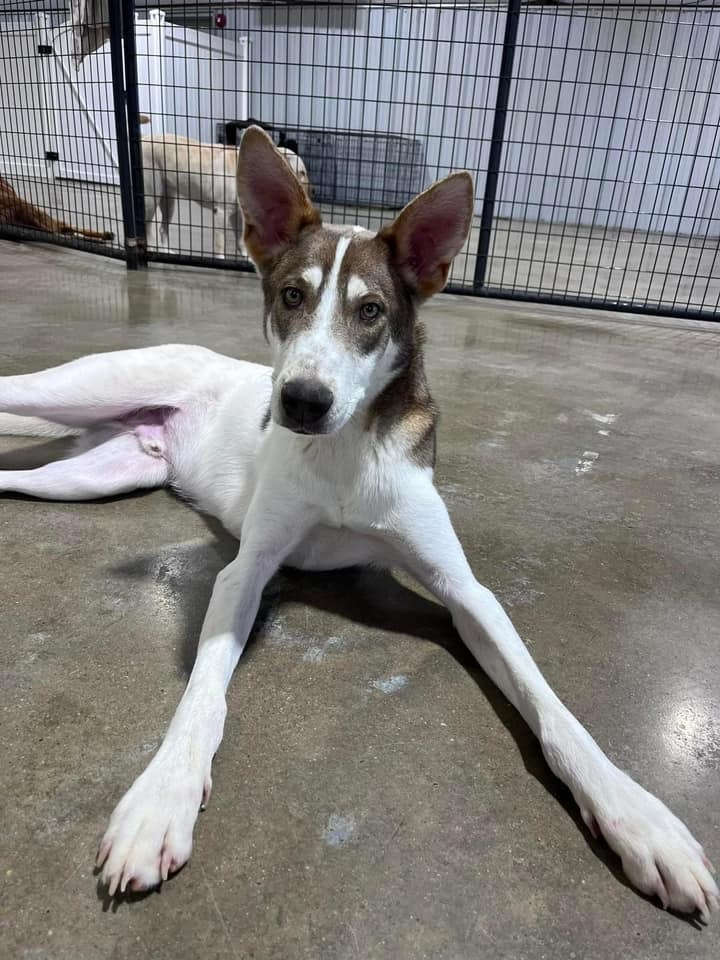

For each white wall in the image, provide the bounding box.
[237,3,502,209]
[503,8,720,235]
[233,3,720,235]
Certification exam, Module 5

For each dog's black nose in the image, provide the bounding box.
[281,378,334,429]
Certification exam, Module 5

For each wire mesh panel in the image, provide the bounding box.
[135,0,720,319]
[0,1,718,320]
[485,1,720,318]
[136,0,502,284]
[0,2,122,254]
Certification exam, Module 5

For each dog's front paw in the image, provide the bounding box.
[580,769,718,920]
[96,753,209,895]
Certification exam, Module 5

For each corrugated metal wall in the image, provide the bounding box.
[235,3,720,236]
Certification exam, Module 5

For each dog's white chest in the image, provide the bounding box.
[257,422,403,531]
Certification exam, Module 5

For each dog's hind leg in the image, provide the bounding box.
[0,345,208,426]
[0,431,168,500]
[157,193,175,251]
[144,199,159,247]
[228,207,247,258]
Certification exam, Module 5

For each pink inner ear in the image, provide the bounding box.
[244,175,298,249]
[403,212,459,279]
[260,196,297,247]
[239,144,313,251]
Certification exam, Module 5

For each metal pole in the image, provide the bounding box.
[121,0,147,267]
[473,0,522,291]
[108,0,138,268]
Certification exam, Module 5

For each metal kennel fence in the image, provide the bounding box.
[0,1,718,320]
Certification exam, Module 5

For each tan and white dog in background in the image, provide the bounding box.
[141,120,310,258]
[0,127,717,920]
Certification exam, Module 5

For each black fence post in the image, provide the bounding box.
[473,0,522,292]
[108,0,141,269]
[121,0,147,267]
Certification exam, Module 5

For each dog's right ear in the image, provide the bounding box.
[236,126,320,273]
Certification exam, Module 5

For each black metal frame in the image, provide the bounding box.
[1,1,718,320]
[474,0,522,293]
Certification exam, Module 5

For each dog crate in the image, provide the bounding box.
[219,119,427,210]
[1,1,719,320]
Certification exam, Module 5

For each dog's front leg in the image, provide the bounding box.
[97,500,317,895]
[382,471,717,919]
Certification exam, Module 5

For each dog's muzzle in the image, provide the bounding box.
[280,377,334,433]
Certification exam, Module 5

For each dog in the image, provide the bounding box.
[141,125,310,258]
[0,175,113,241]
[0,126,717,919]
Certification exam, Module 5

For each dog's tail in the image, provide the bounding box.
[14,203,113,242]
[15,201,113,241]
[0,413,80,438]
[0,175,113,241]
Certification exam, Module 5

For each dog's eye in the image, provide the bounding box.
[282,287,303,308]
[359,302,381,323]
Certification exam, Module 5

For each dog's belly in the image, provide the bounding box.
[163,360,273,533]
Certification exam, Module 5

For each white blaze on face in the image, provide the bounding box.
[346,275,369,301]
[275,232,400,432]
[302,265,323,293]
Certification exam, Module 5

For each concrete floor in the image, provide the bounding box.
[1,238,719,959]
[5,173,720,312]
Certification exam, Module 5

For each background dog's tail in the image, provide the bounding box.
[0,413,80,438]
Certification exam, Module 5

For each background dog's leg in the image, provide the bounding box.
[144,198,159,247]
[97,498,318,895]
[213,208,227,259]
[382,473,718,919]
[157,193,174,252]
[0,432,167,499]
[228,207,246,257]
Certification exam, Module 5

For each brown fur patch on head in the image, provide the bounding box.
[340,232,416,352]
[366,321,438,468]
[260,224,341,340]
[263,226,418,358]
[261,220,438,464]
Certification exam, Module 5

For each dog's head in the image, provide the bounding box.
[236,126,473,436]
[276,146,312,197]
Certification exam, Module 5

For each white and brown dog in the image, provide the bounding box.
[141,126,310,258]
[0,127,717,919]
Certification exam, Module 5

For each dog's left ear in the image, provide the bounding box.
[379,172,474,300]
[236,125,320,273]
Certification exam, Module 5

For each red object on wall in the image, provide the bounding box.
[214,12,227,30]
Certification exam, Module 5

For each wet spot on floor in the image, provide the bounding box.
[322,813,357,847]
[369,674,408,694]
[302,637,343,663]
[575,451,599,475]
[586,411,618,425]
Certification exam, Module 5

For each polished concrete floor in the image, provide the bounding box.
[1,238,719,959]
